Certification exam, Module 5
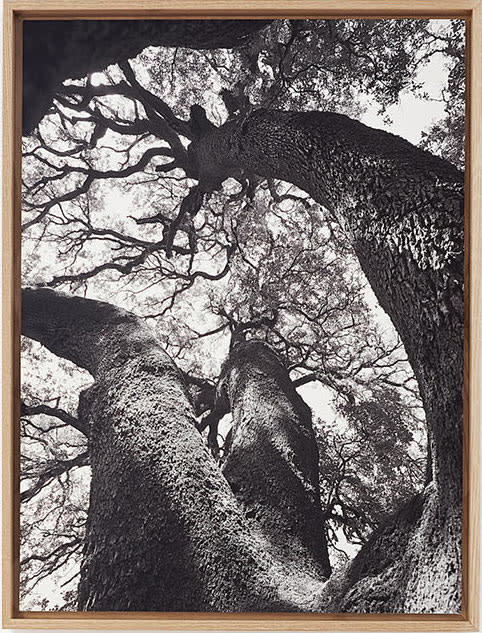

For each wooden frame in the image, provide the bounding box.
[2,1,481,629]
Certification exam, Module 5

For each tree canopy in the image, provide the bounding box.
[20,18,464,610]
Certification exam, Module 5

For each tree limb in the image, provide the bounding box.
[21,401,88,436]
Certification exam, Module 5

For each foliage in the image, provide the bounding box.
[316,386,426,561]
[20,18,464,609]
[419,20,465,168]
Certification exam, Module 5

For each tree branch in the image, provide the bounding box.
[21,451,89,503]
[22,147,178,231]
[21,401,88,436]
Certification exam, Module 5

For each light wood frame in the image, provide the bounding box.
[2,1,481,630]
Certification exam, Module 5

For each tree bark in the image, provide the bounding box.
[219,340,332,579]
[22,288,326,612]
[192,109,464,612]
[22,20,271,134]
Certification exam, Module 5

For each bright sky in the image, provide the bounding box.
[360,51,447,144]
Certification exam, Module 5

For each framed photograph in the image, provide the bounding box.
[3,1,481,630]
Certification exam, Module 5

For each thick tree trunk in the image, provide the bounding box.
[323,484,461,613]
[193,110,464,612]
[219,341,332,579]
[22,20,271,134]
[22,288,326,612]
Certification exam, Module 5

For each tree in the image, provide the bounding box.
[22,19,272,134]
[20,19,464,613]
[419,20,465,169]
[22,288,330,612]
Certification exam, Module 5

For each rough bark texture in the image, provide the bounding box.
[22,20,270,134]
[22,288,326,612]
[219,341,332,579]
[192,110,464,613]
[323,484,461,613]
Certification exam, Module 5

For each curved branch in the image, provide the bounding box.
[119,60,192,140]
[21,401,88,436]
[23,20,273,134]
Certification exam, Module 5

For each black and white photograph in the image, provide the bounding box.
[19,18,465,614]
